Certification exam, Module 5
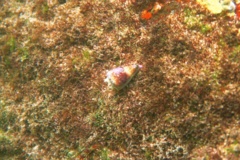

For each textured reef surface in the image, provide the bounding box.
[0,0,239,159]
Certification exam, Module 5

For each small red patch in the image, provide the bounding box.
[236,3,240,19]
[141,10,152,20]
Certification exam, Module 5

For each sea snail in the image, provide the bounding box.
[104,64,142,90]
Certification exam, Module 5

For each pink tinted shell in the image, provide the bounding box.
[105,64,141,90]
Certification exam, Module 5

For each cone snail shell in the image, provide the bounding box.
[104,64,142,90]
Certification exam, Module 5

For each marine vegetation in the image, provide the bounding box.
[0,0,239,159]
